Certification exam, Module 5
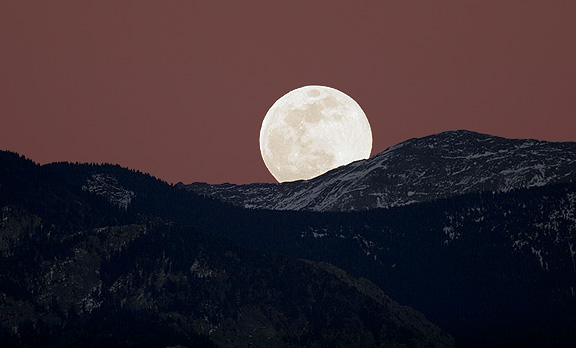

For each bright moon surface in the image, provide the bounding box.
[260,85,373,183]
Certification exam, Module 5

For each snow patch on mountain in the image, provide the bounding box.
[82,173,135,210]
[190,259,216,279]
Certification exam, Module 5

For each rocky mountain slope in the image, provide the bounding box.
[183,130,576,211]
[0,151,453,348]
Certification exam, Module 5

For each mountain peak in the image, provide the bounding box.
[413,129,491,141]
[389,129,540,151]
[184,131,576,211]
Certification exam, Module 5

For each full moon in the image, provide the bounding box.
[260,85,372,183]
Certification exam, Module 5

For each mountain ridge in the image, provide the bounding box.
[182,130,576,211]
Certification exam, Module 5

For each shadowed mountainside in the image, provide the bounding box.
[0,151,453,348]
[2,129,576,347]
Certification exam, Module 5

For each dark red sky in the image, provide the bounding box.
[1,1,575,184]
